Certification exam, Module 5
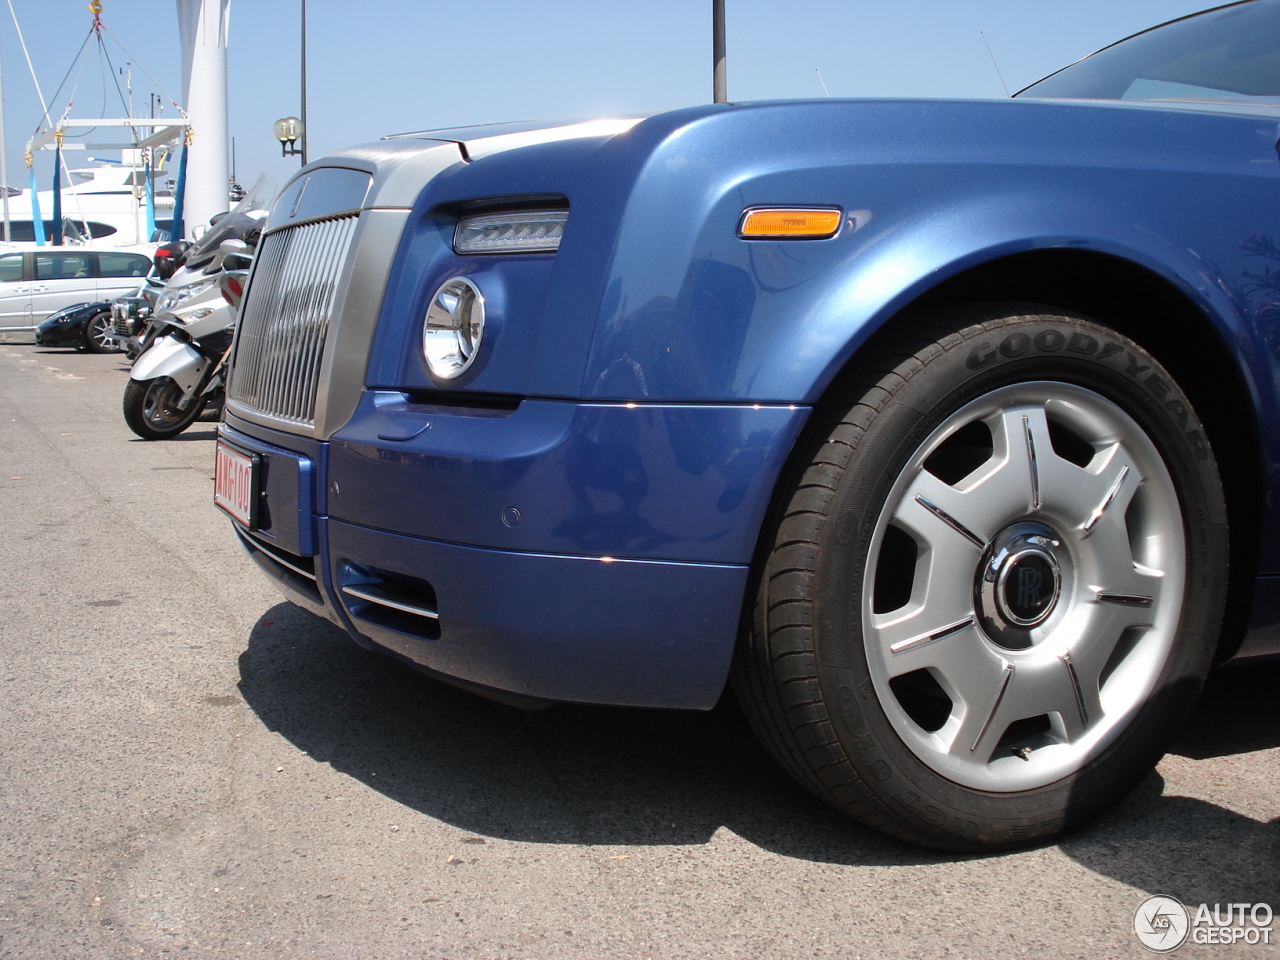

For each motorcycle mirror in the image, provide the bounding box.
[221,251,254,272]
[206,238,252,274]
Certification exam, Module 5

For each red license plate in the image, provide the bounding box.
[214,441,259,528]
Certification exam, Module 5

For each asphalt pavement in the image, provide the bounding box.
[0,338,1276,959]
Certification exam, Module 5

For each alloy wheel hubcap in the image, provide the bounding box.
[861,381,1184,792]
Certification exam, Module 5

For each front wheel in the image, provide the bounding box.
[83,312,117,353]
[122,377,206,440]
[733,305,1228,851]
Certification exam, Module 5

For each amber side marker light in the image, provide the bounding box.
[739,207,842,239]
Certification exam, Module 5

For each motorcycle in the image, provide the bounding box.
[121,176,273,440]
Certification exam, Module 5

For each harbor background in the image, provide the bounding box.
[3,0,1213,206]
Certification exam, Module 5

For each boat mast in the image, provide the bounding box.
[0,48,9,241]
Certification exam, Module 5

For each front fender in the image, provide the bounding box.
[131,336,208,397]
[565,99,1276,408]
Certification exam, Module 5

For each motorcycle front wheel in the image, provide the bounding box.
[122,377,206,440]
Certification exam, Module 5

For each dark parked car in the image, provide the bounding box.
[216,0,1280,851]
[34,299,118,352]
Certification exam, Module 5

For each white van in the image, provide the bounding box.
[0,249,153,330]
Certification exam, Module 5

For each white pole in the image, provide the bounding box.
[0,46,10,242]
[175,0,230,235]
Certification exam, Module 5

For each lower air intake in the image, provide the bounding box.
[338,561,441,641]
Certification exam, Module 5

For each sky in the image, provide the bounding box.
[1,0,1218,203]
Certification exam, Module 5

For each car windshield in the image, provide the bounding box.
[1017,0,1280,103]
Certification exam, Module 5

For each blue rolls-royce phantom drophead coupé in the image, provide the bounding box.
[216,0,1280,850]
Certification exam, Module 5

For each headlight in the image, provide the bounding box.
[156,278,216,313]
[423,277,485,379]
[454,210,567,254]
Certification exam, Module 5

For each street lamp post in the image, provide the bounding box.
[713,0,726,103]
[273,116,304,159]
[300,0,308,165]
[273,1,309,167]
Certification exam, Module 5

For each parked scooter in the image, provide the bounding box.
[121,176,273,440]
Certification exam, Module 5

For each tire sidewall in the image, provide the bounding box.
[122,376,205,440]
[811,312,1227,849]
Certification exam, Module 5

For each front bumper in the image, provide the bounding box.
[35,318,88,347]
[221,397,808,709]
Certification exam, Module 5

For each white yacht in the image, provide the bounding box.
[1,151,175,249]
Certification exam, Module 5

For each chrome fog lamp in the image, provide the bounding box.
[423,276,485,379]
[454,210,567,254]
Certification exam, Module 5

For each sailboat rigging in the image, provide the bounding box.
[7,0,204,248]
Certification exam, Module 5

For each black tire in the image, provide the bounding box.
[733,304,1228,851]
[83,312,117,353]
[122,377,206,440]
[197,387,225,422]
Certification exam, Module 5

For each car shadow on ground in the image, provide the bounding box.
[132,427,220,442]
[1061,659,1280,902]
[1064,788,1279,904]
[1169,658,1280,760]
[236,603,1278,874]
[236,602,951,867]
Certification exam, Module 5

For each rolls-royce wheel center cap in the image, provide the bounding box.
[976,522,1064,650]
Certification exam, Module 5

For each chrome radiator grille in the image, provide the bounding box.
[228,214,359,427]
